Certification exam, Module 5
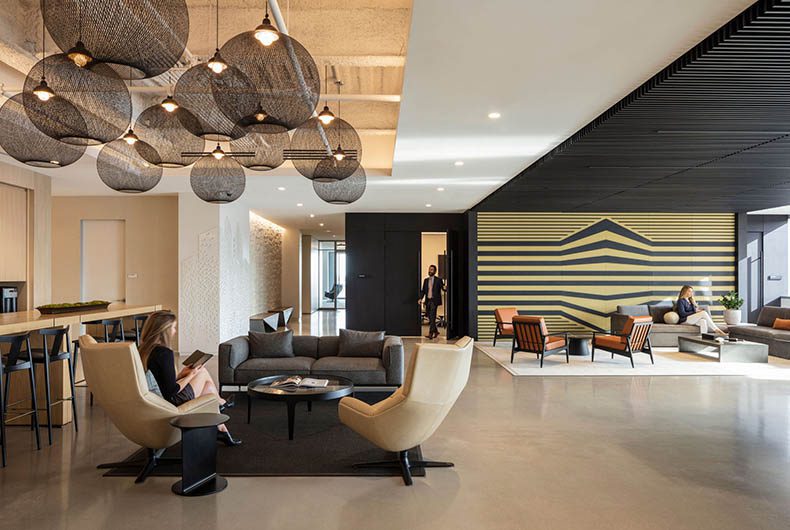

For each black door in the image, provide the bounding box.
[346,229,386,331]
[385,231,421,336]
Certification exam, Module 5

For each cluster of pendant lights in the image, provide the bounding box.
[0,0,366,205]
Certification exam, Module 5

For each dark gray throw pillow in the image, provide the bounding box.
[249,329,294,358]
[338,329,385,357]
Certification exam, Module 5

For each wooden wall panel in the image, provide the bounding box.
[476,212,736,340]
[0,182,27,281]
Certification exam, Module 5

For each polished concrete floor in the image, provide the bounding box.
[2,312,790,529]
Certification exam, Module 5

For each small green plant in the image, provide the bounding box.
[718,291,744,310]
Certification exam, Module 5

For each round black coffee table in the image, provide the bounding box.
[567,334,593,356]
[247,375,354,440]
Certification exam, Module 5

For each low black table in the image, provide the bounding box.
[169,413,229,497]
[567,333,593,356]
[247,375,354,440]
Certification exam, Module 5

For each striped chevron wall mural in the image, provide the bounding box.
[476,213,736,341]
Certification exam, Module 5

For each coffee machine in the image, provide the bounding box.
[1,287,18,313]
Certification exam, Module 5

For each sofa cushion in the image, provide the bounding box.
[235,356,314,384]
[293,335,318,358]
[774,318,790,331]
[648,304,673,323]
[652,323,700,333]
[317,336,340,358]
[545,336,566,350]
[311,356,386,385]
[756,306,790,327]
[249,329,294,358]
[338,329,385,357]
[663,311,680,324]
[617,305,649,317]
[729,325,790,341]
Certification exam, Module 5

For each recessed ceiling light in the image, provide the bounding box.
[296,203,303,207]
[437,187,445,191]
[488,111,501,119]
[332,235,336,238]
[454,161,464,166]
[425,203,432,208]
[319,222,324,226]
[325,230,331,233]
[309,214,315,218]
[277,186,286,191]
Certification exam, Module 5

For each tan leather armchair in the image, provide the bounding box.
[78,335,220,482]
[338,336,474,485]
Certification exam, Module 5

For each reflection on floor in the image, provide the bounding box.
[2,334,790,528]
[288,310,346,336]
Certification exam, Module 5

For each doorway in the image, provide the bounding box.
[420,232,447,339]
[81,220,126,302]
[318,240,346,310]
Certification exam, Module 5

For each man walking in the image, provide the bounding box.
[418,264,445,339]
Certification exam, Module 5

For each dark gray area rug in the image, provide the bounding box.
[104,392,425,478]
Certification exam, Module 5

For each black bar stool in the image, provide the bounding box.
[0,332,41,465]
[31,327,79,445]
[72,319,124,407]
[123,314,149,346]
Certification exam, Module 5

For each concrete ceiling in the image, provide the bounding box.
[0,0,762,236]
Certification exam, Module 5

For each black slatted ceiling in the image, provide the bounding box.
[475,0,790,213]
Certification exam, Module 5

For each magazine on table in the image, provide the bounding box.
[270,376,329,389]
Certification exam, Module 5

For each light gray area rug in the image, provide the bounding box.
[478,344,790,377]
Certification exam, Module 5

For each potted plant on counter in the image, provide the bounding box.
[718,291,744,326]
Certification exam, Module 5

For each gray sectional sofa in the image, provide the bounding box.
[611,304,711,347]
[729,306,790,359]
[218,329,404,389]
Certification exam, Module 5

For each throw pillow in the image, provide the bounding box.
[663,311,680,325]
[773,318,790,331]
[249,329,294,358]
[338,329,385,357]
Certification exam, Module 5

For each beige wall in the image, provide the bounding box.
[281,226,302,317]
[0,161,51,308]
[301,235,319,314]
[421,232,446,279]
[51,195,179,318]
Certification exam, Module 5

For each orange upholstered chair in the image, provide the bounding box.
[511,315,568,367]
[493,308,519,346]
[592,315,654,367]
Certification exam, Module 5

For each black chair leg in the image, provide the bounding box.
[67,357,78,432]
[540,352,544,368]
[27,359,41,450]
[42,356,53,445]
[591,347,595,362]
[566,349,570,363]
[629,354,635,368]
[0,366,5,468]
[398,450,413,486]
[2,372,8,414]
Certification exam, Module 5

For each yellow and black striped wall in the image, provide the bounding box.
[476,213,736,341]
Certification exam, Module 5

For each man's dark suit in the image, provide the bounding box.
[420,275,445,337]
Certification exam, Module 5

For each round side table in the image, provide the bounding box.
[169,412,229,496]
[567,334,593,356]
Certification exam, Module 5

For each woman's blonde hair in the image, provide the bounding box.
[138,310,176,370]
[678,285,696,306]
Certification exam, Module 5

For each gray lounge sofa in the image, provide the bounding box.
[611,304,711,347]
[218,331,404,389]
[729,306,790,359]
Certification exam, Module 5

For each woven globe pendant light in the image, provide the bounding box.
[219,29,320,132]
[97,139,163,193]
[42,0,189,79]
[290,117,362,181]
[229,130,288,171]
[313,165,366,205]
[174,63,259,141]
[23,54,131,145]
[134,103,204,168]
[190,155,246,204]
[0,94,86,168]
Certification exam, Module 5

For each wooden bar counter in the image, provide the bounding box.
[0,303,161,426]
